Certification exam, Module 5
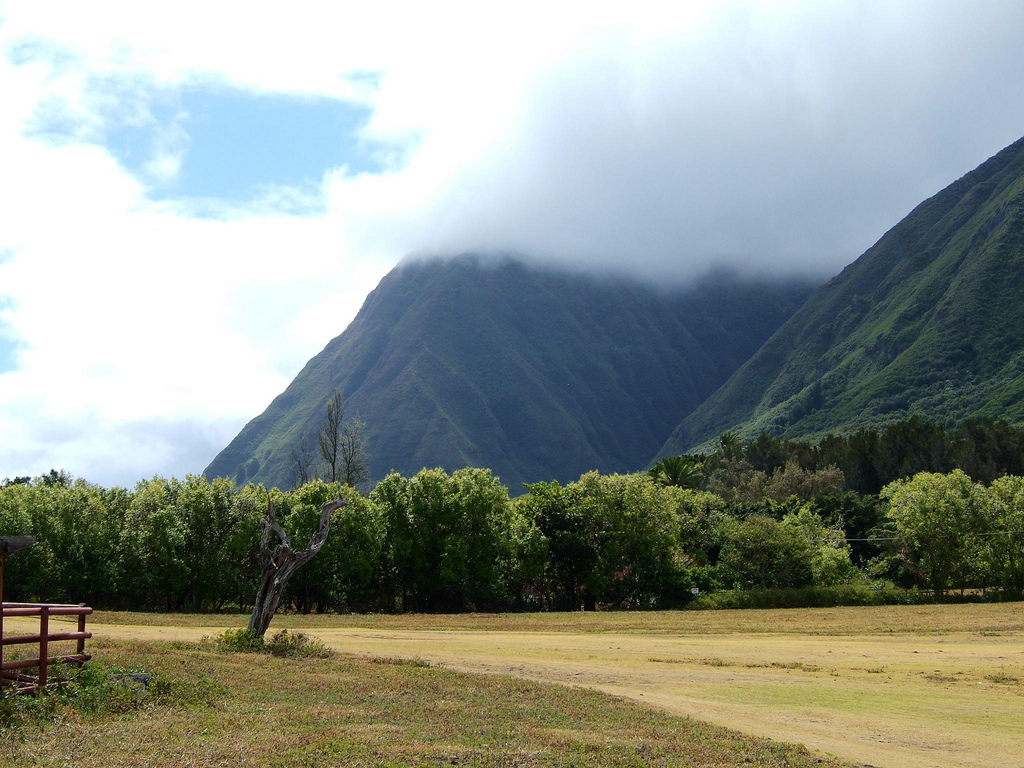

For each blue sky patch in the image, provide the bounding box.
[105,87,383,204]
[0,295,20,374]
[0,338,18,373]
[0,250,17,373]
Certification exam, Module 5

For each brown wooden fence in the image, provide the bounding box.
[1,602,93,694]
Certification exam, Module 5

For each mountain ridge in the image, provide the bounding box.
[662,134,1024,453]
[210,134,1024,487]
[206,257,817,489]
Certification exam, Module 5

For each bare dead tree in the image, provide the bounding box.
[247,496,348,638]
[339,415,370,488]
[290,439,317,489]
[317,389,344,483]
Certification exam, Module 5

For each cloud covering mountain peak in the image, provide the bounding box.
[2,1,1024,484]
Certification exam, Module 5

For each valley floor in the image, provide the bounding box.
[10,603,1023,768]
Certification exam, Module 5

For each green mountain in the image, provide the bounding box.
[205,256,816,490]
[663,135,1024,454]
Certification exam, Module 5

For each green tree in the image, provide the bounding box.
[670,488,729,568]
[648,454,703,489]
[707,457,764,502]
[499,499,547,609]
[280,481,384,613]
[0,484,38,599]
[371,467,513,612]
[744,432,790,476]
[175,475,262,611]
[373,470,416,611]
[120,477,191,609]
[809,491,885,567]
[951,417,1024,482]
[761,460,845,502]
[523,472,685,609]
[718,431,744,461]
[876,417,950,486]
[985,475,1024,594]
[881,470,990,596]
[718,514,814,589]
[575,472,685,608]
[828,428,883,494]
[520,478,600,610]
[781,506,858,586]
[119,476,262,610]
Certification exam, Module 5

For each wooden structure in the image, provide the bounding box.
[0,536,93,694]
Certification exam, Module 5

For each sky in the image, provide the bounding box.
[2,1,1024,487]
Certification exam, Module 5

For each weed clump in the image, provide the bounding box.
[213,627,266,653]
[369,655,431,667]
[212,628,332,659]
[0,662,216,736]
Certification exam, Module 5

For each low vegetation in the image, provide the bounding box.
[0,658,217,735]
[211,628,332,658]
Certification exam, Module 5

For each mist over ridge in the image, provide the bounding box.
[667,132,1024,452]
[398,249,841,292]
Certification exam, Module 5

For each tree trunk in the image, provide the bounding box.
[247,497,347,638]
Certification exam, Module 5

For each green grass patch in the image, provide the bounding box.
[369,655,431,668]
[0,659,218,737]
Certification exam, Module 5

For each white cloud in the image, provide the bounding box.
[142,111,189,185]
[0,12,394,484]
[1,0,1024,484]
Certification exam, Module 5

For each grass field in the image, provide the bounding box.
[4,603,1022,768]
[85,601,1024,634]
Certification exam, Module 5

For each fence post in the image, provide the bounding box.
[38,605,48,691]
[0,551,5,689]
[77,608,87,657]
[0,537,36,691]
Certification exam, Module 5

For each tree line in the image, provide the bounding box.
[1,415,1022,612]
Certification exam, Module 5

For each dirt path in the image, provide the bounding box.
[15,618,1023,768]
[309,628,1023,768]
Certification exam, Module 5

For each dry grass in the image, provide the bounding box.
[85,601,1024,635]
[0,637,853,768]
[8,602,1023,768]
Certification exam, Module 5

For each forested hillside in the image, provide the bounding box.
[206,257,816,490]
[6,416,1024,612]
[665,134,1024,453]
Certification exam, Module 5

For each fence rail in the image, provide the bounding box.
[1,602,93,694]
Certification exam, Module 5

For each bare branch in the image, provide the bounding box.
[247,496,349,637]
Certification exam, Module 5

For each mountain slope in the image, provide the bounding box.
[206,257,816,490]
[663,135,1024,453]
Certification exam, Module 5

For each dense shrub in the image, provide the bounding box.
[4,418,1024,612]
[688,585,939,610]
